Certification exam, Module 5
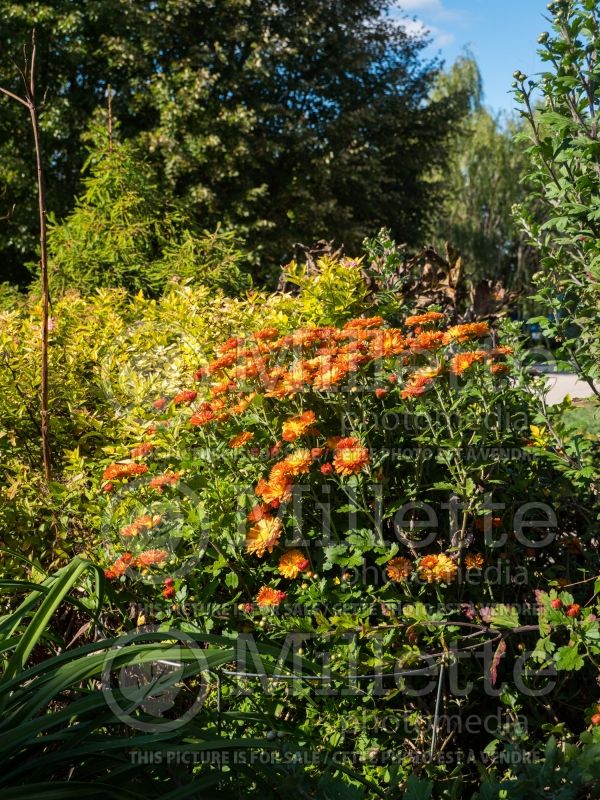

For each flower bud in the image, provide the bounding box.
[566,603,581,618]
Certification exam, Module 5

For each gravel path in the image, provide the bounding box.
[542,373,597,405]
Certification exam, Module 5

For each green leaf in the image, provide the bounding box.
[403,774,433,800]
[489,604,520,629]
[554,645,584,671]
[225,571,239,590]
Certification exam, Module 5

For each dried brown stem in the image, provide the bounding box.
[0,30,51,480]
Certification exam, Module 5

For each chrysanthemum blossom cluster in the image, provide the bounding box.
[104,548,168,579]
[101,312,511,599]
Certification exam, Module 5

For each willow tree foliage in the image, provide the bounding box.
[432,56,537,291]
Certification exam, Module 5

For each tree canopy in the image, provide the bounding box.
[0,0,471,284]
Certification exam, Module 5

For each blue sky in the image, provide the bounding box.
[391,0,550,116]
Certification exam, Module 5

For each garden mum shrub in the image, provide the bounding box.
[96,309,600,790]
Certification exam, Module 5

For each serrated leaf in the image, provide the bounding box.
[554,645,584,671]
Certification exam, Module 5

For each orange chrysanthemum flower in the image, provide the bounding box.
[333,443,370,476]
[246,516,284,557]
[400,365,443,399]
[173,389,198,406]
[104,552,134,579]
[338,352,370,373]
[208,353,238,374]
[418,554,458,583]
[386,556,413,582]
[255,476,293,505]
[247,503,271,523]
[254,327,279,340]
[229,431,254,449]
[408,366,444,386]
[234,357,267,381]
[490,346,513,357]
[256,586,287,607]
[315,346,338,357]
[369,329,405,358]
[190,407,216,426]
[343,317,384,329]
[464,553,485,570]
[281,449,313,476]
[211,379,237,397]
[450,351,487,375]
[442,322,490,345]
[148,472,181,492]
[270,460,294,480]
[218,336,243,354]
[312,362,349,390]
[130,442,155,459]
[413,365,444,384]
[103,463,149,481]
[400,384,427,400]
[411,331,446,351]
[490,363,510,375]
[334,436,360,450]
[287,328,319,347]
[231,392,256,415]
[135,548,169,568]
[405,312,445,327]
[278,549,310,579]
[121,514,162,538]
[313,327,338,343]
[281,410,317,442]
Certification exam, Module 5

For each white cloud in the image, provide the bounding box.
[394,0,459,22]
[397,17,455,48]
[391,0,462,48]
[400,17,428,36]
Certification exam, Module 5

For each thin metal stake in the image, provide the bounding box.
[430,662,445,762]
[216,671,222,737]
